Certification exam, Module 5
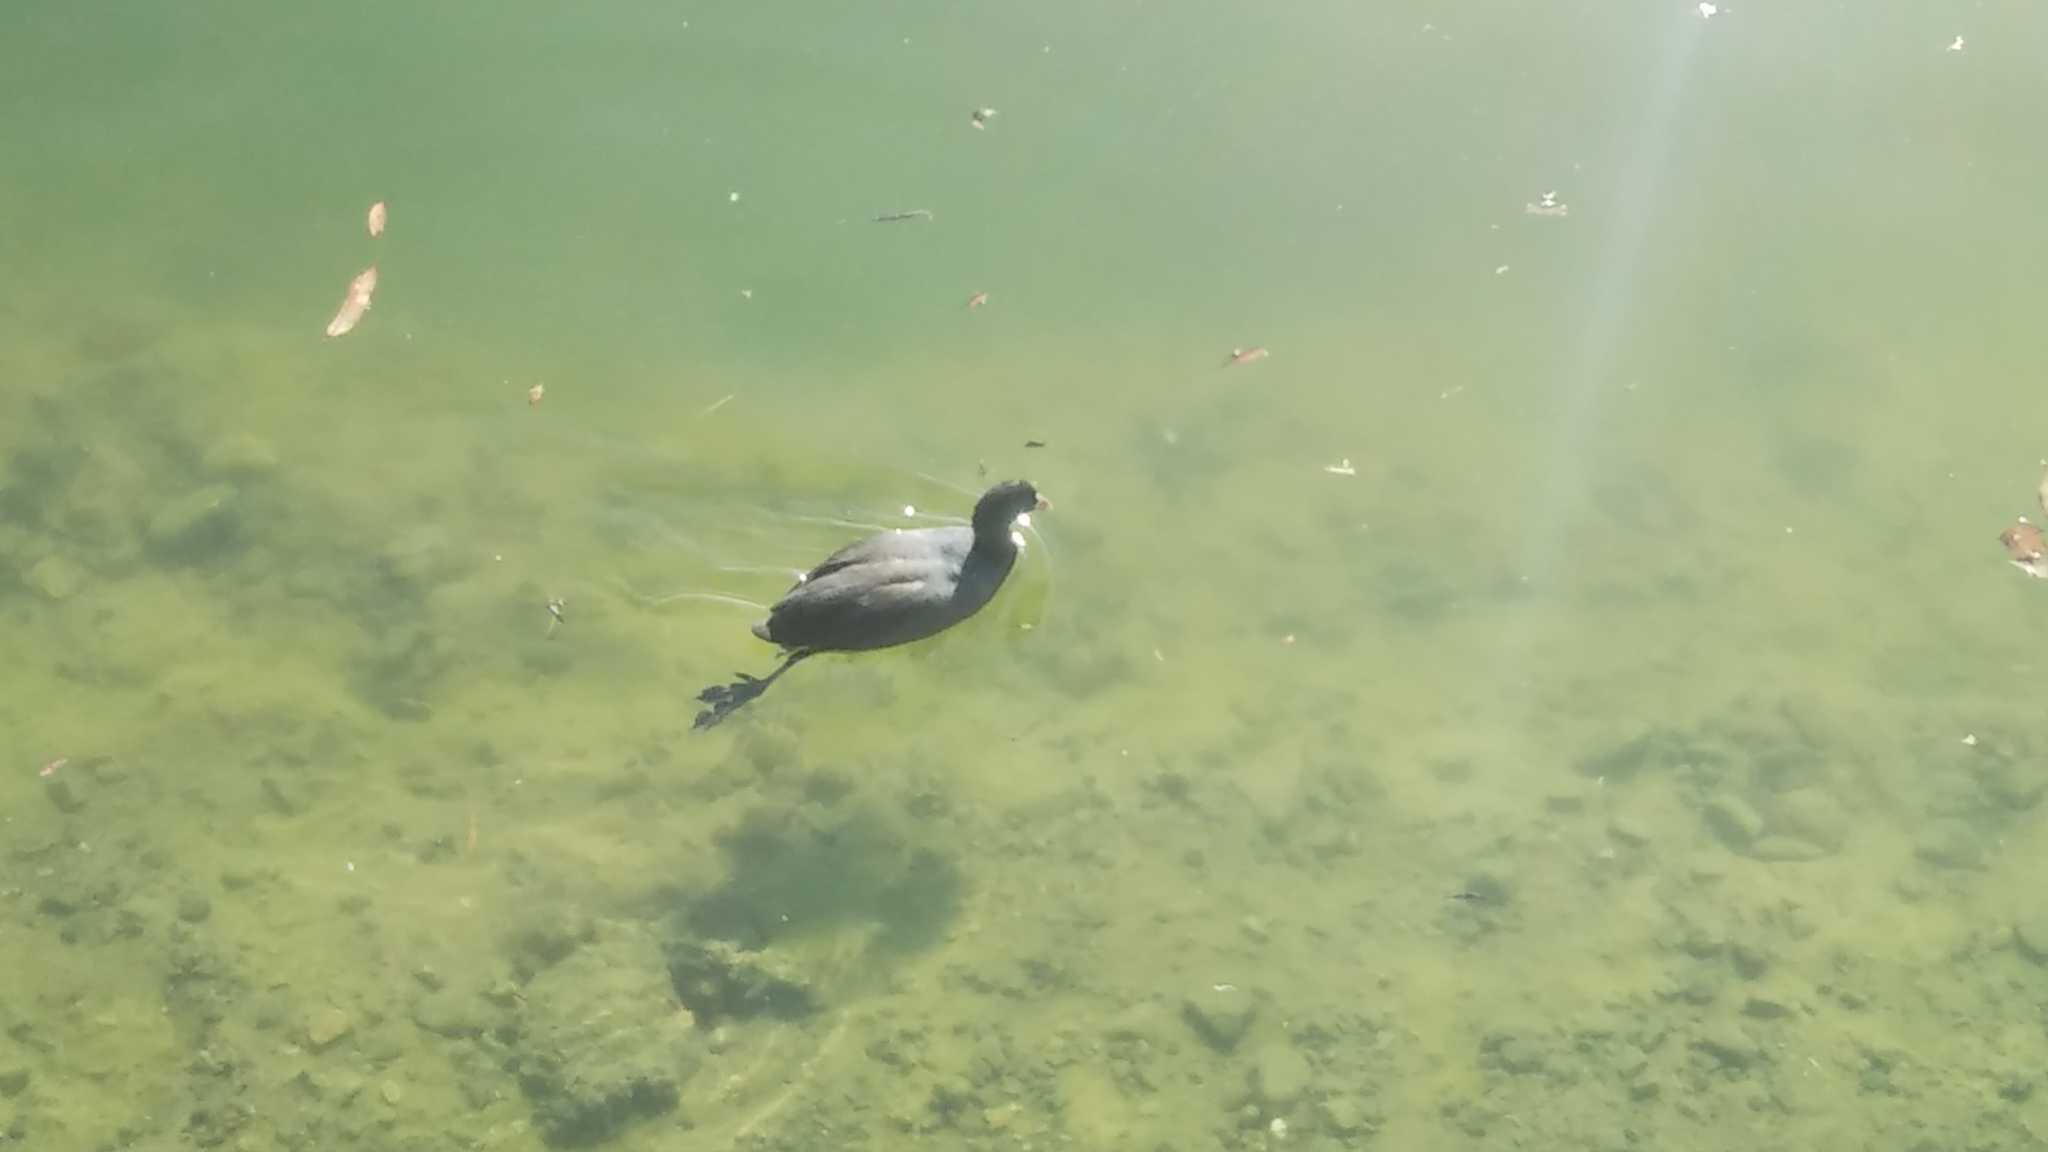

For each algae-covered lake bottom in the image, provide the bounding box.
[5,2,2048,1150]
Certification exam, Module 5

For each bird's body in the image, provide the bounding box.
[752,522,1017,652]
[694,480,1047,728]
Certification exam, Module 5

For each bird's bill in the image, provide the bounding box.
[1033,495,1052,512]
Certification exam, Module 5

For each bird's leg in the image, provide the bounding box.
[693,649,814,730]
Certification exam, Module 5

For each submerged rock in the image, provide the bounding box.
[411,989,490,1039]
[25,553,85,600]
[1770,788,1847,851]
[1701,794,1765,849]
[1606,813,1655,848]
[1976,756,2046,811]
[1742,995,1792,1020]
[379,523,472,588]
[259,776,305,818]
[201,434,279,479]
[507,913,595,978]
[516,921,698,1145]
[1915,819,1987,870]
[2014,913,2048,965]
[1103,1000,1170,1045]
[1319,1095,1377,1136]
[146,484,238,556]
[1249,1041,1312,1109]
[1479,1029,1550,1076]
[1182,985,1257,1052]
[43,775,85,814]
[665,938,816,1023]
[1750,836,1828,862]
[305,1006,353,1051]
[1690,1023,1759,1071]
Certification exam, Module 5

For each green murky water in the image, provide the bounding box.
[6,1,2048,1149]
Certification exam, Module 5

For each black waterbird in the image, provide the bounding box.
[693,480,1049,729]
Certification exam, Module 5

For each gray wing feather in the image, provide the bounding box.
[765,562,953,650]
[795,527,965,585]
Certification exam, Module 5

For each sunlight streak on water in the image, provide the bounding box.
[1490,11,1709,713]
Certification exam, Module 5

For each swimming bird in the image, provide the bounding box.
[693,480,1049,729]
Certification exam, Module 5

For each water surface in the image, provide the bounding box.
[5,2,2047,1149]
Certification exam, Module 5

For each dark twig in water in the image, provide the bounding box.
[693,649,815,730]
[873,209,933,223]
[1024,439,1046,448]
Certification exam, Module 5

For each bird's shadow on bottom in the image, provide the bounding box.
[681,795,964,956]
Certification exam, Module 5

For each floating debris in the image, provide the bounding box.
[874,208,934,223]
[729,191,741,203]
[971,107,999,130]
[545,597,566,637]
[1697,2,1718,18]
[701,393,735,416]
[1494,265,1511,275]
[1961,733,1978,747]
[1324,458,1356,476]
[2000,517,2047,578]
[1024,439,1046,448]
[1525,190,1568,218]
[528,383,545,407]
[1948,35,1965,52]
[967,291,989,310]
[366,200,387,238]
[324,266,378,337]
[1225,346,1269,367]
[739,288,753,300]
[2008,465,2048,577]
[38,757,66,778]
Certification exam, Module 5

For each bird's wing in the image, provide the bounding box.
[789,560,934,610]
[842,576,949,644]
[797,528,956,586]
[765,561,952,650]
